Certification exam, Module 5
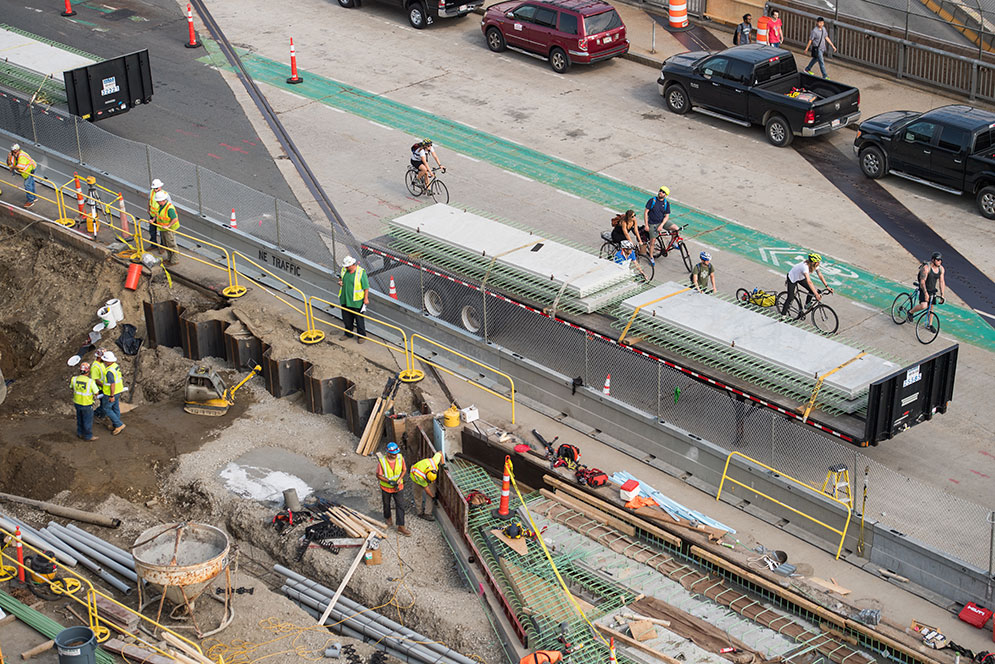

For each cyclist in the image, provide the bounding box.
[410,138,444,190]
[780,252,832,316]
[908,252,945,327]
[614,240,649,282]
[643,186,678,249]
[610,209,646,256]
[690,251,716,293]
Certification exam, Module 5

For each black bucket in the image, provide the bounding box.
[55,626,97,664]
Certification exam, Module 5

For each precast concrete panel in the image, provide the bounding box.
[0,28,96,76]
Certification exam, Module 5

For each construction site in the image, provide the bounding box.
[1,0,994,663]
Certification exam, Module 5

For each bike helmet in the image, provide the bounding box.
[620,240,634,249]
[421,138,433,147]
[700,251,711,261]
[658,186,670,196]
[807,253,822,264]
[931,251,942,261]
[386,441,400,454]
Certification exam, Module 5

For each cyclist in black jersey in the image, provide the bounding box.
[410,138,444,190]
[908,252,945,321]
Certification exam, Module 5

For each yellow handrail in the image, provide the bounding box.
[717,452,852,559]
[410,333,516,423]
[232,251,323,343]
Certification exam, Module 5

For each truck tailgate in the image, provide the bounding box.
[812,88,859,125]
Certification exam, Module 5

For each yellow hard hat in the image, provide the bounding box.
[658,186,670,196]
[427,471,437,482]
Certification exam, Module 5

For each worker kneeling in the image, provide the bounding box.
[410,451,443,521]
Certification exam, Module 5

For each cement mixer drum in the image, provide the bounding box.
[133,523,229,602]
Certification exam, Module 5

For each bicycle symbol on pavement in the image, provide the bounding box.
[758,247,859,287]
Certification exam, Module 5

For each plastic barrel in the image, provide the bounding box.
[106,298,124,322]
[55,626,97,664]
[124,263,142,291]
[98,307,116,329]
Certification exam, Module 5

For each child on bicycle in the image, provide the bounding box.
[613,240,650,282]
[410,138,445,190]
[780,253,832,316]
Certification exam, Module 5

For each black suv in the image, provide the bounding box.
[855,104,995,218]
[337,0,482,29]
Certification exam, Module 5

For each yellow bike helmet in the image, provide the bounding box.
[658,185,670,196]
[807,252,822,264]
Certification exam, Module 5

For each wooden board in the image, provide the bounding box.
[101,639,174,664]
[632,506,728,542]
[490,529,528,556]
[807,577,852,596]
[596,624,682,664]
[627,620,657,642]
[538,489,636,536]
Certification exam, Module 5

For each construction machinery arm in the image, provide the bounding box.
[224,364,262,403]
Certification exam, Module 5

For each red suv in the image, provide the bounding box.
[481,0,628,73]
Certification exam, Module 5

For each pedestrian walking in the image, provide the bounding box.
[376,442,411,536]
[734,14,753,45]
[147,178,169,246]
[153,190,180,265]
[100,351,126,435]
[71,362,101,442]
[690,251,717,293]
[337,255,369,343]
[7,144,37,208]
[803,17,837,79]
[90,349,108,423]
[410,452,444,521]
[767,9,783,48]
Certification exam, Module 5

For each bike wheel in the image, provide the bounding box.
[600,241,616,260]
[654,234,667,258]
[775,291,803,319]
[429,179,449,204]
[404,169,421,196]
[679,241,692,273]
[915,314,940,344]
[634,254,655,283]
[736,288,750,305]
[810,304,839,334]
[890,292,914,325]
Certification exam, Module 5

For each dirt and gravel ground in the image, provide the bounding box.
[0,215,498,663]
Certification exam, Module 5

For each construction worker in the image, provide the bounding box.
[520,651,564,664]
[147,178,168,245]
[7,144,37,208]
[101,351,126,436]
[376,441,410,536]
[153,190,179,266]
[337,256,369,344]
[71,362,101,441]
[90,349,108,422]
[410,451,444,521]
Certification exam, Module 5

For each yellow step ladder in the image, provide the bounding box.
[822,464,853,509]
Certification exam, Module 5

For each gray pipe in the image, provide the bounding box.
[0,515,78,567]
[47,523,138,582]
[294,602,432,664]
[275,565,476,664]
[39,527,132,595]
[3,515,81,567]
[64,523,135,570]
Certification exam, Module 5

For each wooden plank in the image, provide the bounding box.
[20,640,53,660]
[318,533,374,625]
[539,489,636,536]
[102,638,174,664]
[628,620,657,642]
[632,506,728,542]
[490,529,528,556]
[596,624,682,664]
[94,595,140,629]
[807,577,852,596]
[356,395,384,454]
[843,619,944,664]
[162,633,214,664]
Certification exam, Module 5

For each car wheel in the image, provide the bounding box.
[485,27,506,52]
[859,146,887,180]
[765,115,793,147]
[665,84,690,115]
[977,185,995,219]
[408,2,428,28]
[549,47,570,73]
[338,0,355,6]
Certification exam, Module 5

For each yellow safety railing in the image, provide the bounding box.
[1,174,65,218]
[411,333,516,423]
[307,295,424,383]
[232,251,324,343]
[0,526,210,662]
[617,287,692,344]
[799,352,867,423]
[717,452,852,559]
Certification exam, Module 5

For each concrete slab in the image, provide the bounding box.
[621,282,898,399]
[0,28,95,76]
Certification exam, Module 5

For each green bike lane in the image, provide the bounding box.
[199,40,995,353]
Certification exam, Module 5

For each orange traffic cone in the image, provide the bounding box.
[389,276,398,299]
[229,209,238,230]
[118,194,130,236]
[602,374,611,396]
[492,455,514,520]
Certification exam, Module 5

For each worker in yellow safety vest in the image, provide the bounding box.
[100,351,126,436]
[90,348,108,423]
[410,451,444,521]
[7,143,37,208]
[153,191,180,266]
[375,441,410,536]
[71,363,101,441]
[520,651,564,664]
[147,178,169,245]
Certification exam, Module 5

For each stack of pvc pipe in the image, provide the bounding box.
[274,565,478,664]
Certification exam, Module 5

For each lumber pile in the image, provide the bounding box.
[319,504,388,539]
[356,376,400,456]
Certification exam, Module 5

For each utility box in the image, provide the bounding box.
[63,50,153,121]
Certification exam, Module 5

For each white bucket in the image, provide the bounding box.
[92,323,105,333]
[98,306,116,330]
[106,298,124,322]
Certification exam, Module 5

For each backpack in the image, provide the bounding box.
[557,444,581,464]
[611,214,624,227]
[576,467,608,487]
[411,142,423,153]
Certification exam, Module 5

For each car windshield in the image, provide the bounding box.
[583,9,622,35]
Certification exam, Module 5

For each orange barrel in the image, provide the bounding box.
[125,263,142,291]
[668,0,688,29]
[756,15,769,44]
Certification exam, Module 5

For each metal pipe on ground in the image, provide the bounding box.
[46,523,138,582]
[0,515,78,567]
[0,491,121,528]
[294,601,432,664]
[64,524,135,570]
[275,565,477,664]
[38,527,132,595]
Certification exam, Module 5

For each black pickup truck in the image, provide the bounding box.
[658,45,861,147]
[854,105,995,219]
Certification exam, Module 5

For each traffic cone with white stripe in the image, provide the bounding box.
[389,276,398,299]
[229,209,238,230]
[602,374,611,396]
[492,455,514,520]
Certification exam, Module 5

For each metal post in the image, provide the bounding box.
[29,103,37,145]
[74,117,83,164]
[481,283,489,343]
[904,0,910,41]
[145,145,152,187]
[196,165,203,215]
[986,510,994,604]
[656,362,663,421]
[275,198,281,247]
[651,22,657,54]
[583,332,590,388]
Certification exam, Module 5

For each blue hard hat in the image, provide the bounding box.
[386,442,400,454]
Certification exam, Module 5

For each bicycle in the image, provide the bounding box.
[597,231,654,283]
[404,165,449,204]
[645,223,692,273]
[891,285,943,344]
[775,288,839,334]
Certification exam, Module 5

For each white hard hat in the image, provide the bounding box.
[102,351,117,362]
[10,143,19,152]
[155,191,169,202]
[341,256,356,267]
[151,178,164,189]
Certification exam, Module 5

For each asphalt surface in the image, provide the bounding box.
[1,0,298,204]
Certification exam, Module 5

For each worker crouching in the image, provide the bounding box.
[411,451,444,521]
[376,442,411,537]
